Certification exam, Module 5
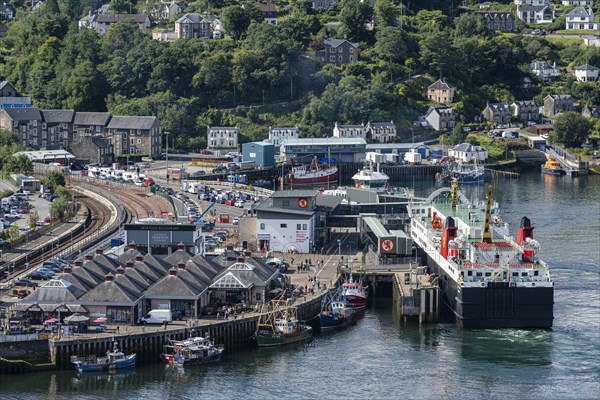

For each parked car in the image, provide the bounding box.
[43,216,59,223]
[14,278,36,287]
[27,272,49,280]
[17,289,31,299]
[37,268,56,277]
[232,217,239,225]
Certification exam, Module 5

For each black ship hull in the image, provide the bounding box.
[423,252,554,329]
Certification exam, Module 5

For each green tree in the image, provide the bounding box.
[43,171,66,188]
[373,0,399,28]
[450,122,466,144]
[338,0,372,42]
[220,4,259,41]
[3,155,33,175]
[551,112,592,148]
[29,210,40,229]
[65,60,105,110]
[50,199,66,220]
[110,0,136,13]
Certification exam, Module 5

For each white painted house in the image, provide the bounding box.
[514,0,549,5]
[566,7,599,30]
[529,60,561,81]
[267,127,299,146]
[562,1,594,6]
[574,64,599,81]
[207,126,238,149]
[332,122,366,139]
[448,143,488,163]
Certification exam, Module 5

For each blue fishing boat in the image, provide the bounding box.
[71,347,136,373]
[173,337,224,366]
[319,288,356,330]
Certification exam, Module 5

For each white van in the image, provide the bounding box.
[138,309,172,325]
[502,131,518,139]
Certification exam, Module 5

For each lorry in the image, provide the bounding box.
[404,151,422,164]
[138,309,172,325]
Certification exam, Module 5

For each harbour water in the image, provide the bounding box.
[1,171,598,399]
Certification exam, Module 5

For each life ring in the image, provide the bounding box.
[532,282,535,287]
[481,282,485,287]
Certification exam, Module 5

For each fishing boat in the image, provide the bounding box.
[351,160,390,193]
[284,157,338,186]
[437,158,485,184]
[407,181,554,329]
[541,159,564,176]
[319,288,355,330]
[71,346,136,373]
[172,337,224,366]
[255,299,312,347]
[341,275,368,310]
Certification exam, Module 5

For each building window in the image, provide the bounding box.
[280,223,287,228]
[303,224,307,230]
[260,223,265,230]
[297,224,301,230]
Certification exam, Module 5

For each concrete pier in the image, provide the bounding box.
[392,269,440,324]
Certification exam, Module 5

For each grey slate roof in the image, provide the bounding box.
[145,269,204,298]
[271,190,318,198]
[163,248,194,265]
[575,64,598,71]
[315,194,344,211]
[2,108,42,121]
[567,6,591,18]
[79,276,141,304]
[425,106,454,116]
[428,79,454,90]
[513,100,537,107]
[41,109,75,124]
[325,39,358,48]
[91,136,111,149]
[73,112,112,126]
[107,116,158,130]
[175,13,215,23]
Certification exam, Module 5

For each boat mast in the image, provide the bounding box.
[482,184,493,244]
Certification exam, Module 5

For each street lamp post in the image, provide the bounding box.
[164,131,170,181]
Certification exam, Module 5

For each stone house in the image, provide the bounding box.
[566,7,599,30]
[516,5,556,23]
[268,127,299,146]
[207,126,239,149]
[160,1,186,20]
[0,3,16,20]
[582,105,600,118]
[72,112,112,138]
[511,100,540,121]
[482,103,512,124]
[0,108,43,148]
[333,122,366,139]
[71,135,114,166]
[95,14,152,35]
[476,11,515,32]
[424,106,456,132]
[40,109,75,149]
[365,121,397,143]
[175,13,224,40]
[316,39,359,65]
[543,95,575,116]
[529,60,560,81]
[106,116,162,158]
[574,64,598,82]
[427,79,455,104]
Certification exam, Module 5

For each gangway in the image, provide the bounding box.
[193,200,217,224]
[546,146,578,176]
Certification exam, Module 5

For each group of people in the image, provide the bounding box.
[215,307,244,321]
[294,258,324,273]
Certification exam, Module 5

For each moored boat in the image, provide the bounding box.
[407,181,554,329]
[541,159,564,175]
[341,278,368,310]
[320,288,355,330]
[71,347,136,373]
[172,337,224,366]
[437,158,485,184]
[284,157,338,186]
[351,160,390,192]
[256,299,312,347]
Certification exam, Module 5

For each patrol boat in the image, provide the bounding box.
[407,181,554,329]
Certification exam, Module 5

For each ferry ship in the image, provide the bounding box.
[407,182,554,329]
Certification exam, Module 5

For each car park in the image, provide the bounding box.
[27,272,49,280]
[37,268,56,277]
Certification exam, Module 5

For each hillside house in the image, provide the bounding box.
[424,106,456,132]
[512,100,540,121]
[365,121,397,143]
[574,64,598,81]
[529,60,560,81]
[516,4,556,23]
[333,122,366,139]
[268,127,299,146]
[448,143,488,163]
[427,79,455,104]
[175,13,224,40]
[207,126,239,149]
[95,14,151,34]
[106,116,162,158]
[316,39,359,65]
[482,103,512,124]
[543,95,575,116]
[476,11,515,32]
[566,7,599,30]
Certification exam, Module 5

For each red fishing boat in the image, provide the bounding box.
[284,157,338,186]
[341,279,367,309]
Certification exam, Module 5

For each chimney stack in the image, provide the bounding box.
[85,254,94,261]
[105,273,114,282]
[135,255,144,262]
[237,257,245,263]
[126,262,134,269]
[128,242,137,250]
[95,248,103,255]
[169,267,177,276]
[177,242,185,251]
[63,266,72,273]
[177,262,186,270]
[116,267,125,275]
[74,260,83,267]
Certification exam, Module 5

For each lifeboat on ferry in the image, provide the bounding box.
[432,216,443,229]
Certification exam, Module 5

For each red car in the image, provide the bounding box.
[18,208,29,214]
[43,216,59,223]
[17,289,31,299]
[225,199,234,206]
